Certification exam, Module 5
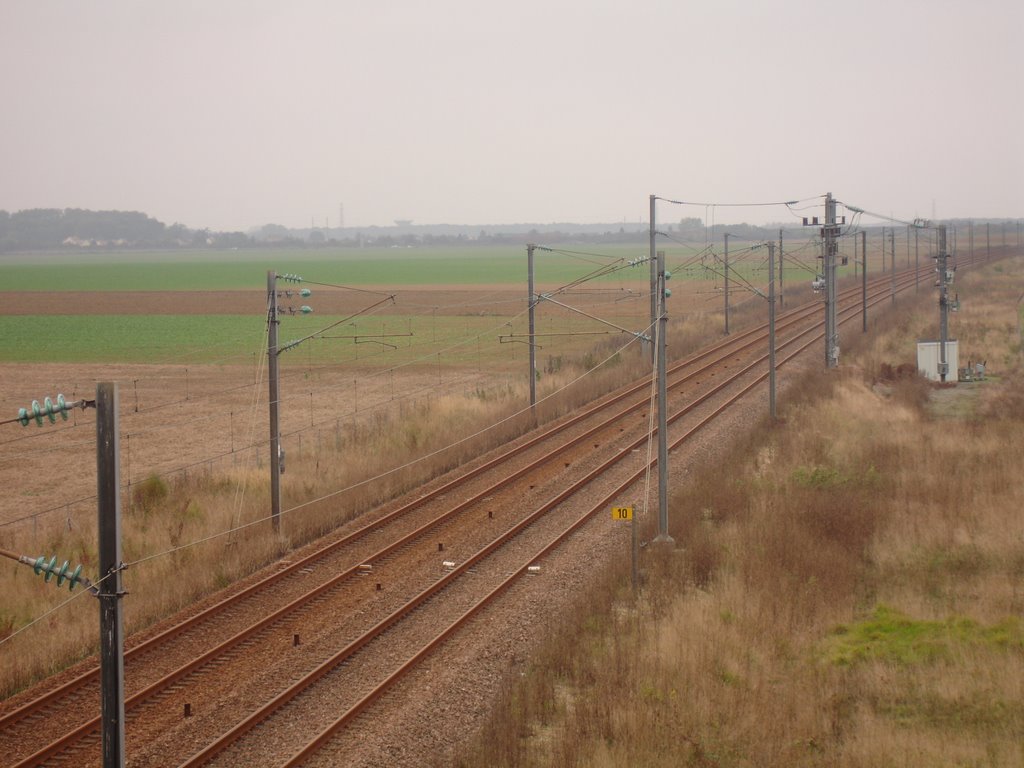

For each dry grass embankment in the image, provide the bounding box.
[460,254,1024,767]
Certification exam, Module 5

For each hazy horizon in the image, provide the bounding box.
[2,1,1021,233]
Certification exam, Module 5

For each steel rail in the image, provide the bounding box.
[0,280,833,736]
[4,256,952,766]
[280,262,944,765]
[6,294,832,767]
[180,268,924,767]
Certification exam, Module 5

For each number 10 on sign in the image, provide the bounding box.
[611,506,633,521]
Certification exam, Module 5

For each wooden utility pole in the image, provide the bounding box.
[97,382,125,767]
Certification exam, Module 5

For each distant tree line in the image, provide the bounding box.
[0,208,800,254]
[326,227,654,248]
[252,222,656,248]
[0,208,251,253]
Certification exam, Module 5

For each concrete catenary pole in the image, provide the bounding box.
[527,244,537,414]
[862,231,868,333]
[723,233,730,335]
[915,226,919,292]
[767,241,777,420]
[890,229,896,306]
[938,225,950,383]
[778,228,784,309]
[654,249,674,545]
[649,195,657,363]
[97,382,125,767]
[267,271,282,532]
[824,193,839,368]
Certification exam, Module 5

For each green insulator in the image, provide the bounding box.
[32,400,43,427]
[664,270,672,281]
[300,306,312,314]
[44,397,56,423]
[57,394,69,421]
[66,563,84,590]
[18,408,29,427]
[300,288,311,297]
[30,555,83,590]
[664,288,672,299]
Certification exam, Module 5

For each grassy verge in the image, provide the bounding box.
[457,255,1024,766]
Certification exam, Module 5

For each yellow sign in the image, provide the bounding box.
[611,506,633,521]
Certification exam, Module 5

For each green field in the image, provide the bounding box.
[0,242,821,292]
[0,245,671,291]
[0,315,263,363]
[0,244,821,365]
[0,312,602,366]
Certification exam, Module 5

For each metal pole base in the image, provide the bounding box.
[651,533,676,547]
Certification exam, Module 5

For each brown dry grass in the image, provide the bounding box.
[0,263,889,699]
[458,253,1024,767]
[1,301,738,698]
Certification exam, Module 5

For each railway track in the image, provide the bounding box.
[0,261,958,767]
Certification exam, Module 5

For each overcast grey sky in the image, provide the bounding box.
[2,1,1021,231]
